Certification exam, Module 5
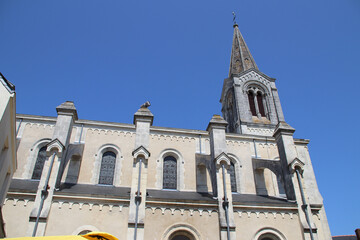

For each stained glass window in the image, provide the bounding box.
[31,146,47,180]
[99,151,116,185]
[229,162,237,192]
[163,156,177,189]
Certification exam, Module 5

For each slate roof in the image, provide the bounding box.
[9,179,296,207]
[56,183,131,199]
[332,236,357,240]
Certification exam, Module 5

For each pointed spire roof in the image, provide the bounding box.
[229,24,258,76]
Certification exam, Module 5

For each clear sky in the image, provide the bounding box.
[1,0,359,236]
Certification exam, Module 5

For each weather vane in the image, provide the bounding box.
[232,11,237,25]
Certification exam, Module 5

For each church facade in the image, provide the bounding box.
[2,24,332,240]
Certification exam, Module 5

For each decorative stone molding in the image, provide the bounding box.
[4,198,33,207]
[234,210,296,220]
[289,157,305,174]
[235,70,272,86]
[88,128,135,137]
[162,223,202,240]
[53,200,127,212]
[146,206,217,217]
[214,152,231,169]
[132,146,150,163]
[253,227,287,240]
[150,134,196,143]
[247,127,274,136]
[46,138,65,157]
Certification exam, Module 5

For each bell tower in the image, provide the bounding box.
[220,23,285,135]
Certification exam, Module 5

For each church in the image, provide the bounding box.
[2,22,332,240]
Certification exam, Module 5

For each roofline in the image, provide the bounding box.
[0,72,15,93]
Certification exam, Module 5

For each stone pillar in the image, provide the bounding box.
[207,115,236,240]
[274,122,318,240]
[270,83,285,122]
[127,106,153,240]
[27,101,77,236]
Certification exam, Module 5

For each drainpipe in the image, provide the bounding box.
[32,152,56,237]
[295,168,314,240]
[134,158,143,240]
[221,164,230,240]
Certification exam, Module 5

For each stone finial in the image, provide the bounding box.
[206,115,228,131]
[273,121,295,138]
[134,106,154,126]
[56,101,78,120]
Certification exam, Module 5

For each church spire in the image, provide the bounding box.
[229,23,258,76]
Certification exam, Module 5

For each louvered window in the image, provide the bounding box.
[229,162,237,192]
[257,93,266,117]
[248,92,257,116]
[163,156,177,189]
[32,146,47,180]
[99,151,116,185]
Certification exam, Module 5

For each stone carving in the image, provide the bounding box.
[140,101,151,108]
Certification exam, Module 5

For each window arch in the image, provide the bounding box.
[227,154,243,194]
[156,149,184,191]
[170,231,195,240]
[91,144,122,186]
[253,228,286,240]
[246,84,269,119]
[98,151,116,185]
[162,224,201,240]
[31,146,47,180]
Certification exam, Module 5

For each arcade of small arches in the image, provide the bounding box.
[246,84,269,119]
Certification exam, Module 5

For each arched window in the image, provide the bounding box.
[248,91,257,116]
[98,151,116,185]
[229,162,237,192]
[163,156,177,189]
[257,92,266,117]
[31,146,47,180]
[258,233,281,240]
[169,230,195,240]
[171,236,191,240]
[246,85,269,119]
[78,230,92,235]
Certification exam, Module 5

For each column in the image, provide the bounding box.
[127,105,153,240]
[27,101,78,236]
[274,122,318,240]
[207,115,236,240]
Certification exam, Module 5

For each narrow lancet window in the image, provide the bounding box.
[32,146,48,180]
[99,151,116,185]
[248,91,257,116]
[229,162,237,192]
[257,92,266,117]
[163,156,177,189]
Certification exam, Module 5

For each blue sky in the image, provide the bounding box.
[1,0,359,236]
